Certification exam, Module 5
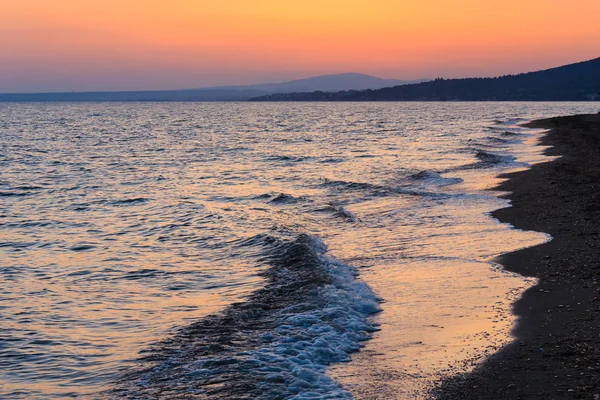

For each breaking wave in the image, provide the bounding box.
[268,193,305,204]
[409,170,463,187]
[444,150,519,173]
[254,192,308,204]
[313,204,359,222]
[112,234,380,399]
[475,150,516,166]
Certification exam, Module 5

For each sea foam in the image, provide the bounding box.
[114,234,380,399]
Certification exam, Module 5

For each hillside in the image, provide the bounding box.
[201,73,428,93]
[250,58,600,102]
[0,74,427,102]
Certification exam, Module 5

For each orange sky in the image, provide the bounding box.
[1,0,599,92]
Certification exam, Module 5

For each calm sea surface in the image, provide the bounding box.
[1,102,598,399]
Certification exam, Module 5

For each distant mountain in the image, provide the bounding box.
[0,74,428,102]
[250,58,600,102]
[198,73,429,93]
[0,89,269,102]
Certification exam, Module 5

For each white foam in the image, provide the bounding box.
[246,236,381,398]
[128,235,381,399]
[411,170,464,187]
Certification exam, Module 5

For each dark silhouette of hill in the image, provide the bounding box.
[0,74,428,102]
[250,58,600,101]
[198,73,429,93]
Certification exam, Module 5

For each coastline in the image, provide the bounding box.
[435,113,600,399]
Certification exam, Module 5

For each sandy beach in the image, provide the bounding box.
[436,113,600,399]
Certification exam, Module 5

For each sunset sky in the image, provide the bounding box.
[2,0,599,92]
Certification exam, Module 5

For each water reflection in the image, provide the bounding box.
[0,102,597,398]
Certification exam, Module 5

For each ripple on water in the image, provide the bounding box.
[1,102,598,399]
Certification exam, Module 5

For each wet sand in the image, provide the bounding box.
[435,113,600,399]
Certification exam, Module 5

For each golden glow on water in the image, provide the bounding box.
[323,133,552,398]
[326,197,542,398]
[1,103,599,398]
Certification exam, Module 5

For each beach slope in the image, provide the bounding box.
[435,113,600,399]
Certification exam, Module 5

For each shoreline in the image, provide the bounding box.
[435,113,600,399]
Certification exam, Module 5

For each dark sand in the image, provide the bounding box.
[435,113,600,399]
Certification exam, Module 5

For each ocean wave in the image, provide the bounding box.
[112,233,380,399]
[265,155,312,163]
[253,192,307,204]
[475,150,516,165]
[493,118,527,126]
[444,150,518,173]
[410,170,463,187]
[70,244,96,252]
[312,204,359,222]
[318,158,345,164]
[268,193,305,204]
[107,197,151,206]
[319,177,451,200]
[0,191,31,197]
[487,136,521,145]
[0,185,45,197]
[319,178,387,193]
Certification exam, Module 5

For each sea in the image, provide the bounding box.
[1,102,598,399]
